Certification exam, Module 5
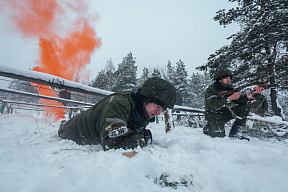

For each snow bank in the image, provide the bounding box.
[0,112,288,192]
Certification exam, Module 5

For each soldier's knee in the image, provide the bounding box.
[203,122,226,138]
[210,130,225,138]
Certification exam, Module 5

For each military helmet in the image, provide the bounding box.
[139,77,176,109]
[214,69,233,80]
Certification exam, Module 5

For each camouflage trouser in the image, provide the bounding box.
[205,104,251,138]
[58,120,100,145]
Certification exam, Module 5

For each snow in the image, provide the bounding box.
[1,111,288,192]
[249,113,288,126]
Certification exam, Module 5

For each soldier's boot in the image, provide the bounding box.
[203,123,211,136]
[229,117,246,137]
[229,124,250,141]
[229,124,240,137]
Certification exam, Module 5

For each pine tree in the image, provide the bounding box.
[187,72,211,108]
[137,67,150,88]
[113,52,137,91]
[91,58,116,91]
[105,58,116,91]
[91,69,109,90]
[197,0,288,117]
[151,68,161,78]
[173,60,189,106]
[166,60,175,83]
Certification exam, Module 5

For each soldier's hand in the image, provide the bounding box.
[228,92,241,101]
[252,87,265,95]
[143,129,153,145]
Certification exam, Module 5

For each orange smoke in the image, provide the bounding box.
[3,0,102,120]
[33,19,101,81]
[4,0,62,38]
[30,83,66,119]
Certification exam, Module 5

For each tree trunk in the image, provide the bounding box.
[266,46,282,117]
[270,76,282,117]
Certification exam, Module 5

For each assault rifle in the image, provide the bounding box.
[217,84,287,102]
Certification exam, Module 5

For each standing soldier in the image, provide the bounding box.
[58,77,176,150]
[203,69,265,139]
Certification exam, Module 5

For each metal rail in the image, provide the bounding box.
[0,87,94,106]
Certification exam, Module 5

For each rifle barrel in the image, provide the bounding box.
[259,84,288,89]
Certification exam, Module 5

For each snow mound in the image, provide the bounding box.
[1,112,288,192]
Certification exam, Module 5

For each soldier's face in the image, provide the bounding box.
[145,103,162,118]
[219,76,231,85]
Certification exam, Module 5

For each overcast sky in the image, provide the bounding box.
[0,0,239,82]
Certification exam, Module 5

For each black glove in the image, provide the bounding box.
[143,129,153,145]
[134,126,145,134]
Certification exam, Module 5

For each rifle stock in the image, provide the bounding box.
[217,91,235,98]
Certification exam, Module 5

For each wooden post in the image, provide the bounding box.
[164,109,174,133]
[6,103,11,114]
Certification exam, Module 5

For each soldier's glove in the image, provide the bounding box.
[143,129,153,145]
[134,126,145,134]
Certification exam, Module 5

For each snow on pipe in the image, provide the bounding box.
[0,62,113,97]
[173,105,205,113]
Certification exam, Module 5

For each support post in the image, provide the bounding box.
[69,109,73,119]
[0,102,5,114]
[164,109,174,133]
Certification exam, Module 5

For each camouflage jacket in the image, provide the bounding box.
[59,91,154,150]
[205,82,249,118]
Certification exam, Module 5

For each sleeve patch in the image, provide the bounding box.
[108,126,129,138]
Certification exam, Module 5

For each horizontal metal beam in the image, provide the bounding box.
[173,105,205,113]
[0,87,94,106]
[0,62,113,97]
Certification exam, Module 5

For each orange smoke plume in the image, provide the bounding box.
[2,0,62,38]
[30,83,66,119]
[3,0,102,120]
[33,19,101,81]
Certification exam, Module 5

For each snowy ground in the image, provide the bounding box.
[1,111,288,192]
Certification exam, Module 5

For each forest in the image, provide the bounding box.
[1,0,288,119]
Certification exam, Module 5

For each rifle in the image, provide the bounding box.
[217,84,287,102]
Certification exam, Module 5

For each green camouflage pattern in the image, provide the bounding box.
[140,77,176,109]
[205,83,250,137]
[58,92,147,150]
[214,69,233,80]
